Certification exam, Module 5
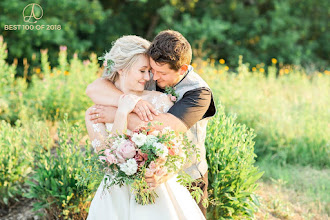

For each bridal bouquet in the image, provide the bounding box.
[97,124,196,205]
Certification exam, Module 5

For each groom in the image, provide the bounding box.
[86,30,216,216]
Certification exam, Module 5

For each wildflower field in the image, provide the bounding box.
[0,35,329,219]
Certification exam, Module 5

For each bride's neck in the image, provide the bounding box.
[114,80,143,96]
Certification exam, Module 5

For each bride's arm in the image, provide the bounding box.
[86,78,158,121]
[110,94,141,135]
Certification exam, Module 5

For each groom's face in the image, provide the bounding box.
[149,58,182,89]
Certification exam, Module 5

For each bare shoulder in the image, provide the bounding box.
[141,91,173,112]
[141,91,167,101]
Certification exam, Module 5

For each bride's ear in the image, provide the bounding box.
[118,69,123,75]
[179,64,188,75]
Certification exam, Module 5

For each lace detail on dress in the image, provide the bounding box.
[92,124,101,133]
[91,139,101,152]
[149,92,173,113]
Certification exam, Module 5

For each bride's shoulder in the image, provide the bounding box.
[141,91,168,101]
[141,91,173,112]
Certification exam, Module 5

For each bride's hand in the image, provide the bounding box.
[117,94,141,115]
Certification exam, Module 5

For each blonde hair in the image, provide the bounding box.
[102,35,150,82]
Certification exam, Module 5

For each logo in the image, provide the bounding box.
[4,3,61,31]
[23,3,43,23]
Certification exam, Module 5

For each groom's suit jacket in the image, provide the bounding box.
[147,65,216,179]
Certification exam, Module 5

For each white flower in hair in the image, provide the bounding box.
[104,52,112,61]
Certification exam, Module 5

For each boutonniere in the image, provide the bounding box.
[98,52,114,74]
[165,86,179,103]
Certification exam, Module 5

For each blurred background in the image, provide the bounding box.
[0,0,329,219]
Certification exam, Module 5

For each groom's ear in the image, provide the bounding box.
[179,64,188,75]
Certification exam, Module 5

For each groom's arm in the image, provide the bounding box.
[86,78,122,106]
[88,105,188,132]
[88,87,215,132]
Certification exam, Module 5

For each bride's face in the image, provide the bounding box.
[121,55,150,93]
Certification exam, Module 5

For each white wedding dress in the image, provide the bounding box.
[87,92,205,220]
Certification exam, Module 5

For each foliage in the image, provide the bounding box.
[0,0,109,77]
[1,0,328,73]
[25,117,100,219]
[0,36,99,125]
[0,120,51,209]
[205,105,263,219]
[202,58,330,168]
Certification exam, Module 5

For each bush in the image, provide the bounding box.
[0,36,99,125]
[25,117,100,219]
[0,120,51,210]
[202,60,330,168]
[0,0,109,77]
[206,105,263,219]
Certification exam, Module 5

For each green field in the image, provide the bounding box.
[0,38,329,219]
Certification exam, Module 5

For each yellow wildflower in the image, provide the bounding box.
[259,68,265,73]
[225,66,229,71]
[219,59,225,64]
[64,71,69,76]
[36,68,41,74]
[271,58,277,64]
[284,69,289,74]
[252,67,256,71]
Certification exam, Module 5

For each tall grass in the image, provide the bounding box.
[200,58,330,168]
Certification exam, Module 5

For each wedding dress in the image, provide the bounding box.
[87,92,205,220]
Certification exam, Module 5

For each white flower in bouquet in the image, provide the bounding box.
[145,135,158,146]
[112,137,126,150]
[154,143,168,157]
[119,158,138,176]
[132,133,147,147]
[162,126,172,134]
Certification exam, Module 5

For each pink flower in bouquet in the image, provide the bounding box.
[168,145,180,156]
[103,61,107,67]
[104,149,111,156]
[149,130,160,136]
[117,140,137,159]
[155,157,166,167]
[134,149,148,167]
[145,168,155,177]
[155,166,168,177]
[168,147,176,156]
[99,156,107,163]
[106,154,118,164]
[149,161,157,170]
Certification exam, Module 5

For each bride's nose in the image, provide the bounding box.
[144,71,150,81]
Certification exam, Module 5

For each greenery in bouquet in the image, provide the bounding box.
[83,123,199,205]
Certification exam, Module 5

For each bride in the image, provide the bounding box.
[85,35,205,220]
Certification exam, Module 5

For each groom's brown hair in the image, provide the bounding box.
[147,30,192,71]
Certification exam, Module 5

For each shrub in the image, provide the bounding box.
[0,120,51,211]
[206,105,263,219]
[25,117,100,219]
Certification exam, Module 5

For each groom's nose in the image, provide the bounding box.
[153,72,160,81]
